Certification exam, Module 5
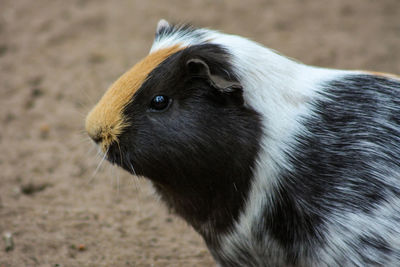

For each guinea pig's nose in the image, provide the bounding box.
[87,130,102,144]
[85,110,121,152]
[85,113,104,144]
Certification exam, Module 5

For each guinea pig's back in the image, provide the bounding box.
[216,72,400,266]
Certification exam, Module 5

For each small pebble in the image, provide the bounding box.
[20,183,49,195]
[39,123,50,138]
[3,232,14,252]
[31,87,44,97]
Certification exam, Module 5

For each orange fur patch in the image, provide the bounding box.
[86,45,183,151]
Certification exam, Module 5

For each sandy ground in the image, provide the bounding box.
[1,0,399,266]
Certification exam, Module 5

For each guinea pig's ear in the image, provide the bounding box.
[186,58,211,77]
[186,58,244,105]
[156,19,170,35]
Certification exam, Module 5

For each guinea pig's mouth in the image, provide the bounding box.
[105,142,137,175]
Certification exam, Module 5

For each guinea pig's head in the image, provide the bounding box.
[85,39,262,195]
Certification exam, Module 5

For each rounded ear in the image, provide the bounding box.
[156,19,170,35]
[186,58,244,105]
[186,58,211,77]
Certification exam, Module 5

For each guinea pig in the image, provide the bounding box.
[85,20,400,266]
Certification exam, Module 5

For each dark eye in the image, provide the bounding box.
[150,95,171,111]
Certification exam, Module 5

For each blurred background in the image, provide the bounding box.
[1,0,399,266]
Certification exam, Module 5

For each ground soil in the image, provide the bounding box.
[1,0,400,266]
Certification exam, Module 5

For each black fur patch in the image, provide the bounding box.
[107,44,263,240]
[261,75,400,264]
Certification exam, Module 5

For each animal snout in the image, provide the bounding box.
[86,126,103,144]
[85,109,102,142]
[85,107,123,152]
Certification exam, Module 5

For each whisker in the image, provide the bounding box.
[109,163,116,188]
[128,161,137,176]
[70,136,94,148]
[115,142,125,195]
[127,158,140,191]
[124,153,137,176]
[77,86,97,109]
[86,144,97,157]
[72,89,94,112]
[128,161,139,191]
[88,147,109,184]
[74,109,90,119]
[95,146,103,158]
[108,155,123,192]
[78,129,90,135]
[116,142,124,167]
[116,168,120,195]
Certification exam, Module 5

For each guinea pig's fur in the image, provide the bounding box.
[86,20,400,266]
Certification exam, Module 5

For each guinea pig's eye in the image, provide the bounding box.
[149,95,171,111]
